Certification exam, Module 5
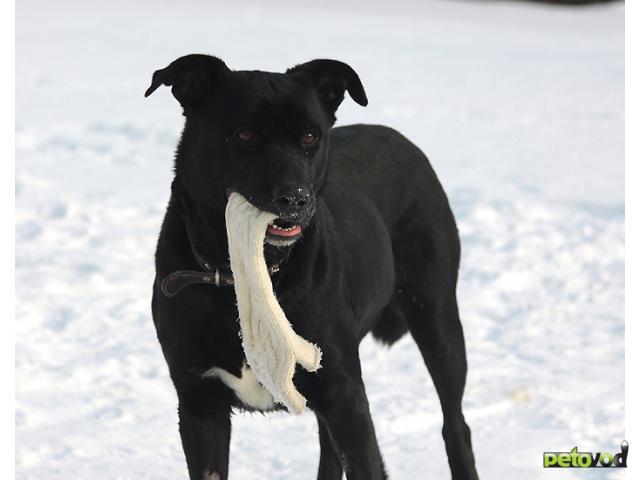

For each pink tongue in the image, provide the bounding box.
[267,224,302,237]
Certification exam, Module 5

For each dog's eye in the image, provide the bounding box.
[236,130,255,141]
[302,130,318,146]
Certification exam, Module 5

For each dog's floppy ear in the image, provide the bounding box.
[145,54,230,108]
[286,59,368,120]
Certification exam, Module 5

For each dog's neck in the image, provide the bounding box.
[171,179,230,274]
[171,178,291,276]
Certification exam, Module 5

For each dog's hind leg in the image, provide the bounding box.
[392,208,479,479]
[403,290,478,480]
[316,414,344,480]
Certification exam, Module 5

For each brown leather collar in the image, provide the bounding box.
[160,185,281,297]
[161,269,233,297]
[160,264,281,297]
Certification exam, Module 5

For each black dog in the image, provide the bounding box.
[147,54,478,480]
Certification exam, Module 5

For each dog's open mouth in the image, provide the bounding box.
[265,219,303,246]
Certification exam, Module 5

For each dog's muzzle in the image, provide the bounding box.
[264,187,316,247]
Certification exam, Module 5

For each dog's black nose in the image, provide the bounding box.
[275,186,312,209]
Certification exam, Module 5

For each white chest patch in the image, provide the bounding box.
[203,364,275,411]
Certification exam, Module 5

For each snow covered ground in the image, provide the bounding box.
[16,0,624,478]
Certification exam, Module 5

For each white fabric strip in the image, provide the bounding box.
[225,192,322,413]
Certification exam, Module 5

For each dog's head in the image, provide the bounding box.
[146,54,367,246]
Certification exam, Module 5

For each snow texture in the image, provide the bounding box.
[16,0,624,478]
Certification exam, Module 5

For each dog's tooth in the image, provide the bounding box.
[269,223,301,233]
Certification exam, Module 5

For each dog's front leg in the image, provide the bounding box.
[178,401,231,480]
[310,358,387,480]
[316,414,343,480]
